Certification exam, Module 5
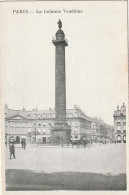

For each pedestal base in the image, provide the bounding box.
[50,123,71,145]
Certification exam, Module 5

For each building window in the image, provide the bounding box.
[117,126,120,130]
[42,114,46,118]
[123,120,126,125]
[69,113,73,118]
[43,128,46,134]
[74,135,78,138]
[38,115,42,119]
[74,113,78,117]
[74,122,78,127]
[16,136,20,144]
[48,114,52,118]
[10,122,13,126]
[123,130,126,134]
[117,130,121,134]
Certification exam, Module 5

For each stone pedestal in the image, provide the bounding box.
[50,123,71,145]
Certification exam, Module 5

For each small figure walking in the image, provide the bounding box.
[21,139,23,148]
[115,140,117,145]
[23,140,26,150]
[67,140,69,148]
[10,143,16,160]
[84,139,87,148]
[5,140,7,147]
[32,140,34,146]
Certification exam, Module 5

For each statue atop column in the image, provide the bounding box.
[57,19,62,29]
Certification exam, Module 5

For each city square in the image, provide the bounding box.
[5,143,126,190]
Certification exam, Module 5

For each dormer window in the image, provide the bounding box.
[42,114,46,118]
[69,113,73,118]
[74,112,78,117]
[38,114,42,119]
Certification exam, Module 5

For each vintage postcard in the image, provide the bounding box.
[0,1,128,194]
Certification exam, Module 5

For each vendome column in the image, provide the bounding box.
[51,20,71,144]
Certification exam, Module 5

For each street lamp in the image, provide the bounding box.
[62,134,64,147]
[92,133,95,142]
[5,133,8,146]
[34,128,37,142]
[33,127,40,143]
[100,129,101,145]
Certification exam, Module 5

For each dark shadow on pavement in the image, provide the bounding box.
[6,169,126,191]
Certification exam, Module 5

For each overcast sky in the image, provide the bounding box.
[1,1,128,125]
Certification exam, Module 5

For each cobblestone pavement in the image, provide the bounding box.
[5,143,126,175]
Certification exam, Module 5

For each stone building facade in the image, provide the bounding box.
[5,105,92,144]
[113,103,126,143]
[91,122,100,141]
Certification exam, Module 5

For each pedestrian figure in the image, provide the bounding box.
[67,140,69,148]
[21,139,23,148]
[32,140,34,146]
[72,140,74,148]
[84,140,86,148]
[23,141,26,150]
[115,140,117,145]
[84,139,87,148]
[10,143,16,159]
[5,140,7,147]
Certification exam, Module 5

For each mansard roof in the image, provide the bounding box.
[5,107,92,122]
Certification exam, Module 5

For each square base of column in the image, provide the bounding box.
[50,123,71,145]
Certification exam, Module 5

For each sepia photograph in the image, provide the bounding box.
[0,1,128,193]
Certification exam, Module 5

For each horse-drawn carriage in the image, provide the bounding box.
[69,138,92,148]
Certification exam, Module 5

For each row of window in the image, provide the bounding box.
[116,119,126,122]
[8,128,50,134]
[114,111,126,115]
[7,120,81,126]
[117,126,126,130]
[116,122,126,125]
[117,130,126,134]
[27,113,89,119]
[31,113,79,118]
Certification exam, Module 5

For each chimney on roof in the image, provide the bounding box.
[117,105,119,110]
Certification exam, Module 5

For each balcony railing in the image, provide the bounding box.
[52,36,68,44]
